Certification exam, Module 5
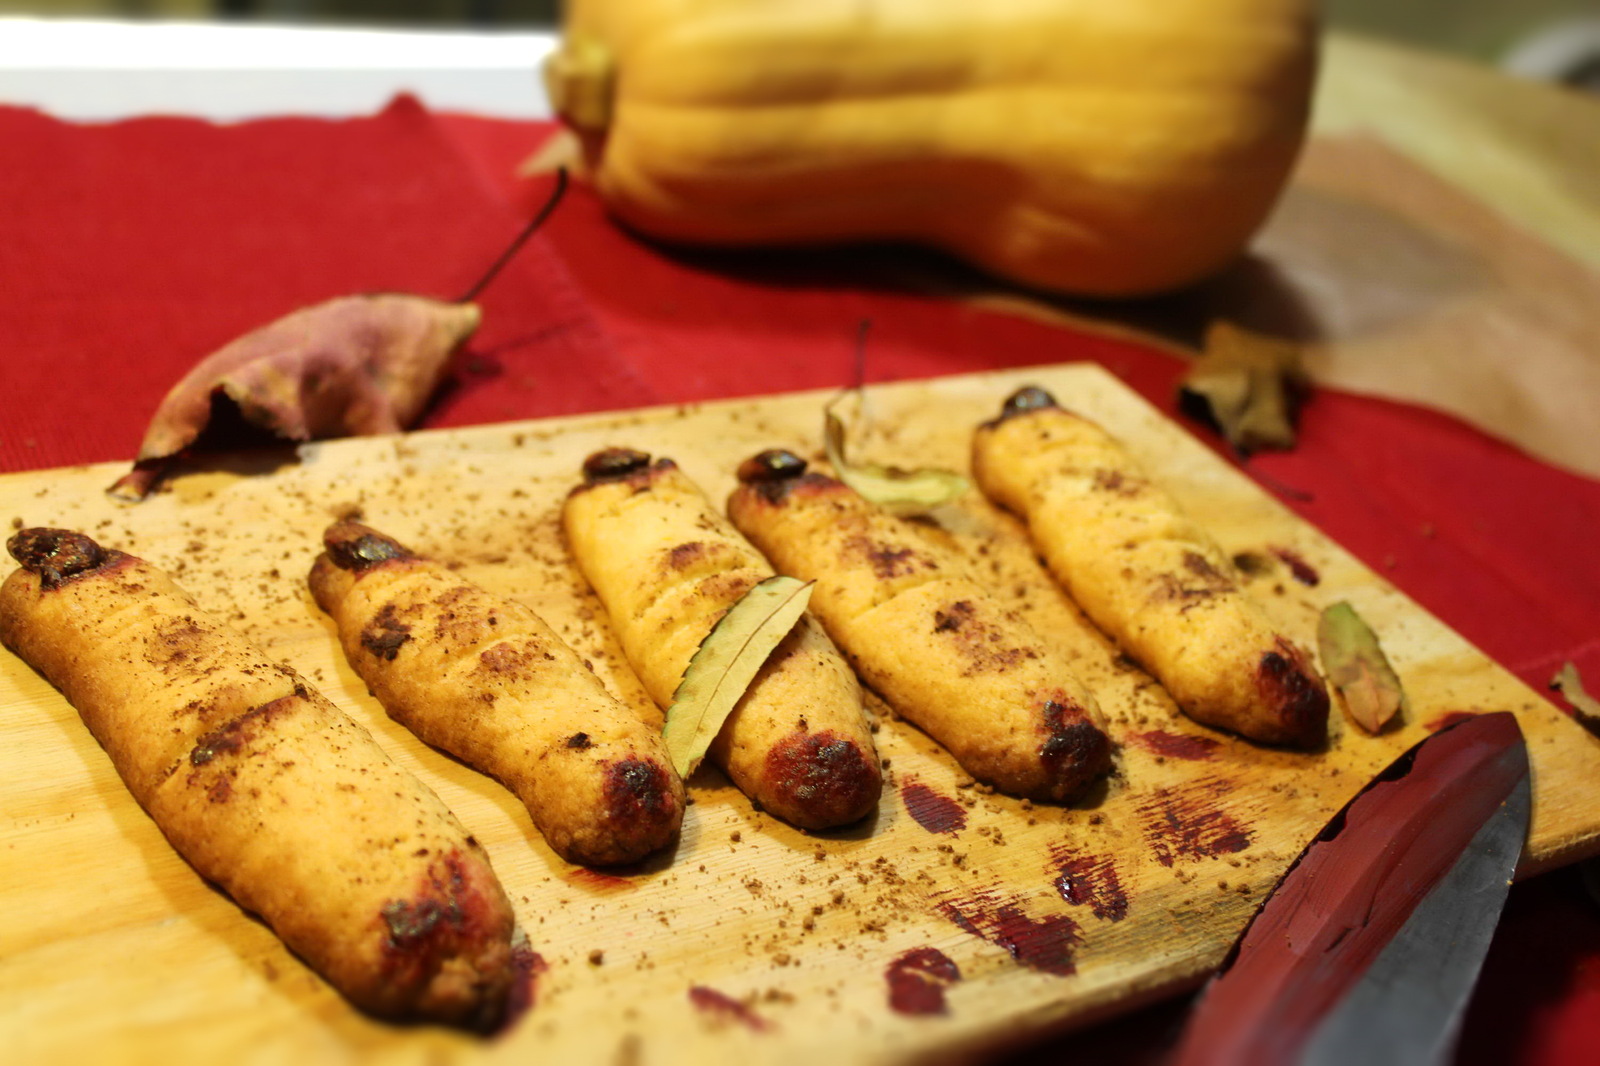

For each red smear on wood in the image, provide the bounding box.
[1173,712,1527,1066]
[566,868,636,892]
[498,945,548,1033]
[1138,785,1253,867]
[1130,730,1221,762]
[1049,848,1129,922]
[938,890,1081,976]
[688,986,771,1031]
[1427,710,1479,732]
[885,947,963,1016]
[1270,546,1320,586]
[900,779,968,834]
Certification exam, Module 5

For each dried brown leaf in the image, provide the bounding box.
[1550,662,1600,737]
[108,171,570,502]
[1317,601,1406,734]
[108,295,479,500]
[1179,320,1309,453]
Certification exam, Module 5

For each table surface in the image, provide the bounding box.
[2,17,1599,1066]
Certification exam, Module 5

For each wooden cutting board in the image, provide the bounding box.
[1,363,1594,1066]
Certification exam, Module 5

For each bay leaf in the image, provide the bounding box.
[1317,601,1406,734]
[664,575,815,777]
[824,392,969,515]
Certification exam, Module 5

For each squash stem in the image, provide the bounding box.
[543,34,616,134]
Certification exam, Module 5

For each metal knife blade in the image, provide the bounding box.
[1172,710,1530,1066]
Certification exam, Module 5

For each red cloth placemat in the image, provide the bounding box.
[0,97,649,472]
[1,97,1597,1064]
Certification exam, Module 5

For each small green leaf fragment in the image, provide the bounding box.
[824,394,969,515]
[663,576,815,777]
[1550,662,1600,737]
[1318,601,1406,734]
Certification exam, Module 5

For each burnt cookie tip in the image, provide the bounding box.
[737,449,808,485]
[1038,699,1113,799]
[603,758,678,824]
[1257,642,1331,748]
[595,758,683,863]
[324,522,412,572]
[764,731,882,828]
[7,528,108,589]
[1041,719,1111,770]
[582,447,653,484]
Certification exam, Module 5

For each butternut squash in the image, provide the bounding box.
[545,0,1318,297]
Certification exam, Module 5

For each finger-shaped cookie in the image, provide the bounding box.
[562,448,881,830]
[0,529,516,1030]
[727,451,1112,803]
[309,521,685,868]
[971,386,1328,747]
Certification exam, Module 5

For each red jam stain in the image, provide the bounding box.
[380,856,470,953]
[899,779,968,834]
[7,528,116,589]
[498,945,548,1033]
[688,986,771,1031]
[566,868,637,892]
[603,758,677,827]
[1426,711,1479,732]
[1039,696,1113,789]
[938,890,1081,976]
[1256,640,1331,748]
[1138,785,1253,867]
[1049,848,1129,923]
[1270,546,1320,586]
[1129,730,1221,762]
[377,848,510,1019]
[188,694,296,768]
[597,756,684,862]
[885,947,963,1016]
[765,730,880,826]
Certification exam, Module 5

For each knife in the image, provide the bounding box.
[1172,710,1530,1066]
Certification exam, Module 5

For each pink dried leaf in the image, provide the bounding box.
[109,294,480,500]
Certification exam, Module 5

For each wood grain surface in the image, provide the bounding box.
[1,364,1594,1065]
